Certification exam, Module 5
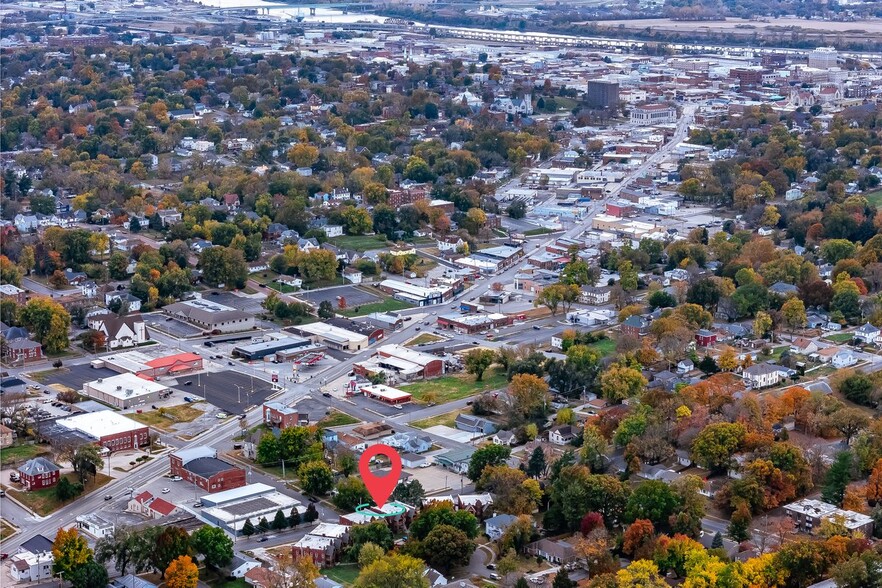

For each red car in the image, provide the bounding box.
[1,554,9,560]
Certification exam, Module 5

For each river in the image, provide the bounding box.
[195,0,388,24]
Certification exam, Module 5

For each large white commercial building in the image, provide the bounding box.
[291,322,369,352]
[83,372,168,409]
[200,483,305,535]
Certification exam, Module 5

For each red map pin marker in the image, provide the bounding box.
[359,444,402,509]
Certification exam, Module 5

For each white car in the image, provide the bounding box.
[216,413,228,419]
[418,462,431,468]
[170,475,183,482]
[161,488,170,494]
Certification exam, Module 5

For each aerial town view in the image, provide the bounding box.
[2,0,882,587]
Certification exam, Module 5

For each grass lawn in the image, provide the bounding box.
[865,189,882,209]
[411,410,462,430]
[823,332,854,343]
[267,281,298,294]
[0,519,16,542]
[330,235,389,252]
[406,333,445,347]
[524,227,553,236]
[338,297,412,317]
[587,337,616,358]
[129,404,205,431]
[217,579,249,588]
[768,345,790,361]
[9,472,112,516]
[27,369,63,383]
[401,368,507,404]
[320,410,360,427]
[1,444,51,466]
[324,564,360,585]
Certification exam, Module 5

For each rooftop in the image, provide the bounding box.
[57,410,146,438]
[85,372,167,401]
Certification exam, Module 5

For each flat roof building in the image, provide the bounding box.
[164,298,255,333]
[232,336,312,361]
[289,323,369,352]
[784,498,874,536]
[169,447,245,493]
[359,384,412,405]
[83,372,168,409]
[56,410,149,453]
[353,344,444,381]
[378,279,451,306]
[200,483,305,535]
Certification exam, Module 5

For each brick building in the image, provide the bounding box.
[56,411,149,452]
[263,402,300,429]
[18,457,60,490]
[169,447,246,493]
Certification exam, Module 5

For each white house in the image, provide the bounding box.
[854,323,880,345]
[105,291,142,312]
[343,267,363,284]
[9,535,54,583]
[13,214,39,233]
[742,364,787,388]
[491,431,515,446]
[87,313,149,349]
[677,359,694,374]
[323,225,344,238]
[438,236,465,252]
[548,425,576,446]
[80,281,98,298]
[832,350,858,369]
[484,513,518,541]
[790,337,819,355]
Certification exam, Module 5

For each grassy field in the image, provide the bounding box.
[406,333,445,347]
[129,404,204,431]
[9,472,112,516]
[0,519,17,542]
[867,189,882,209]
[1,444,51,466]
[524,227,554,236]
[768,345,790,361]
[338,297,412,317]
[587,337,616,358]
[320,411,360,427]
[27,369,63,383]
[824,332,854,343]
[324,564,360,586]
[330,235,389,252]
[411,409,462,430]
[401,369,507,404]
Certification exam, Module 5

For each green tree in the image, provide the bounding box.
[357,543,386,569]
[200,246,248,289]
[318,300,334,319]
[403,156,435,183]
[298,460,334,496]
[822,451,854,506]
[624,481,679,527]
[256,434,280,465]
[107,252,129,280]
[349,522,394,560]
[467,444,512,481]
[391,479,425,506]
[830,407,870,444]
[68,559,108,588]
[55,477,84,501]
[354,554,429,588]
[152,526,191,577]
[190,525,233,569]
[20,297,71,353]
[690,422,746,473]
[527,446,546,478]
[552,568,576,588]
[241,519,255,537]
[333,476,372,511]
[464,348,495,381]
[71,444,104,484]
[781,297,807,331]
[420,524,475,574]
[272,509,288,531]
[409,502,479,540]
[600,363,647,403]
[298,249,338,282]
[619,260,638,292]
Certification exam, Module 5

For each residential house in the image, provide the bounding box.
[621,315,650,337]
[434,447,476,475]
[581,287,611,305]
[695,329,717,347]
[484,513,518,540]
[342,267,363,284]
[677,359,694,374]
[526,538,576,565]
[832,350,858,369]
[769,282,799,297]
[790,337,819,355]
[784,498,874,536]
[0,423,14,447]
[454,414,497,435]
[742,364,787,388]
[127,491,179,519]
[675,449,692,467]
[438,236,465,252]
[548,425,576,446]
[105,290,142,312]
[226,556,261,579]
[17,457,60,490]
[854,323,880,345]
[383,432,433,454]
[9,535,54,582]
[491,431,515,446]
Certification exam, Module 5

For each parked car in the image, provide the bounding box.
[1,553,8,560]
[161,488,170,494]
[193,502,203,508]
[323,392,331,398]
[170,476,182,482]
[257,537,268,543]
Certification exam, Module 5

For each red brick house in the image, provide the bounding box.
[621,315,650,337]
[2,338,43,363]
[262,402,300,429]
[695,329,717,347]
[18,457,60,490]
[291,523,350,568]
[169,447,245,493]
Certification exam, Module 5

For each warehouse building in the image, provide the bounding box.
[232,336,313,361]
[378,279,451,306]
[101,351,204,379]
[83,373,169,409]
[200,483,305,535]
[169,447,245,493]
[289,323,369,352]
[436,313,513,334]
[163,298,255,333]
[56,411,149,453]
[353,344,444,381]
[359,384,412,405]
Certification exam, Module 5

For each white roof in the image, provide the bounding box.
[57,410,146,437]
[309,523,349,539]
[296,322,368,345]
[379,279,445,298]
[85,373,167,401]
[377,344,439,367]
[172,446,216,465]
[202,483,275,506]
[360,384,411,401]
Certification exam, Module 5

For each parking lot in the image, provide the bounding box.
[347,393,426,418]
[43,365,118,391]
[175,370,277,414]
[297,285,382,308]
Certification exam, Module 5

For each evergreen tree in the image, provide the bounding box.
[272,509,287,530]
[241,519,255,537]
[129,217,141,233]
[257,517,270,534]
[822,451,854,506]
[526,446,546,478]
[552,568,576,588]
[304,503,319,523]
[711,532,723,549]
[288,507,301,528]
[515,579,529,588]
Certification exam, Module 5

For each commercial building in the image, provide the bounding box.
[436,313,513,334]
[17,457,60,490]
[290,322,369,352]
[75,514,114,539]
[327,318,385,346]
[353,344,445,381]
[9,535,54,583]
[232,336,313,361]
[0,284,27,304]
[455,245,525,274]
[83,372,169,409]
[808,46,838,69]
[629,104,678,126]
[163,298,255,333]
[200,483,305,535]
[56,411,149,452]
[99,351,203,379]
[586,80,619,109]
[263,402,301,429]
[359,384,412,405]
[169,447,246,493]
[378,279,450,306]
[784,498,874,536]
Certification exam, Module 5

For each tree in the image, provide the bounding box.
[831,407,870,444]
[272,509,288,531]
[20,297,71,353]
[552,569,576,588]
[718,347,738,372]
[839,374,875,406]
[468,444,511,481]
[333,476,372,511]
[648,290,677,309]
[68,560,108,588]
[299,460,334,496]
[317,300,334,319]
[0,255,22,286]
[527,446,546,478]
[616,560,667,588]
[691,422,746,472]
[832,551,882,588]
[403,156,434,183]
[535,283,580,316]
[625,481,679,527]
[256,433,280,465]
[619,260,638,292]
[409,502,479,540]
[53,528,93,578]
[191,525,233,569]
[153,526,191,577]
[867,458,882,506]
[581,424,607,473]
[622,519,656,558]
[781,297,807,332]
[349,522,395,560]
[479,466,541,515]
[200,246,247,289]
[71,444,104,484]
[391,479,425,506]
[55,476,83,501]
[357,543,385,569]
[287,143,319,167]
[497,549,519,576]
[420,524,475,574]
[600,363,647,403]
[753,311,773,340]
[164,555,198,588]
[823,451,854,506]
[508,373,550,421]
[241,519,255,537]
[464,348,495,381]
[354,554,429,588]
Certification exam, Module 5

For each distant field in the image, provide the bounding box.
[411,409,463,430]
[401,369,508,404]
[865,190,882,209]
[591,16,882,34]
[337,297,412,317]
[330,235,389,252]
[587,337,616,358]
[129,404,204,431]
[320,411,360,427]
